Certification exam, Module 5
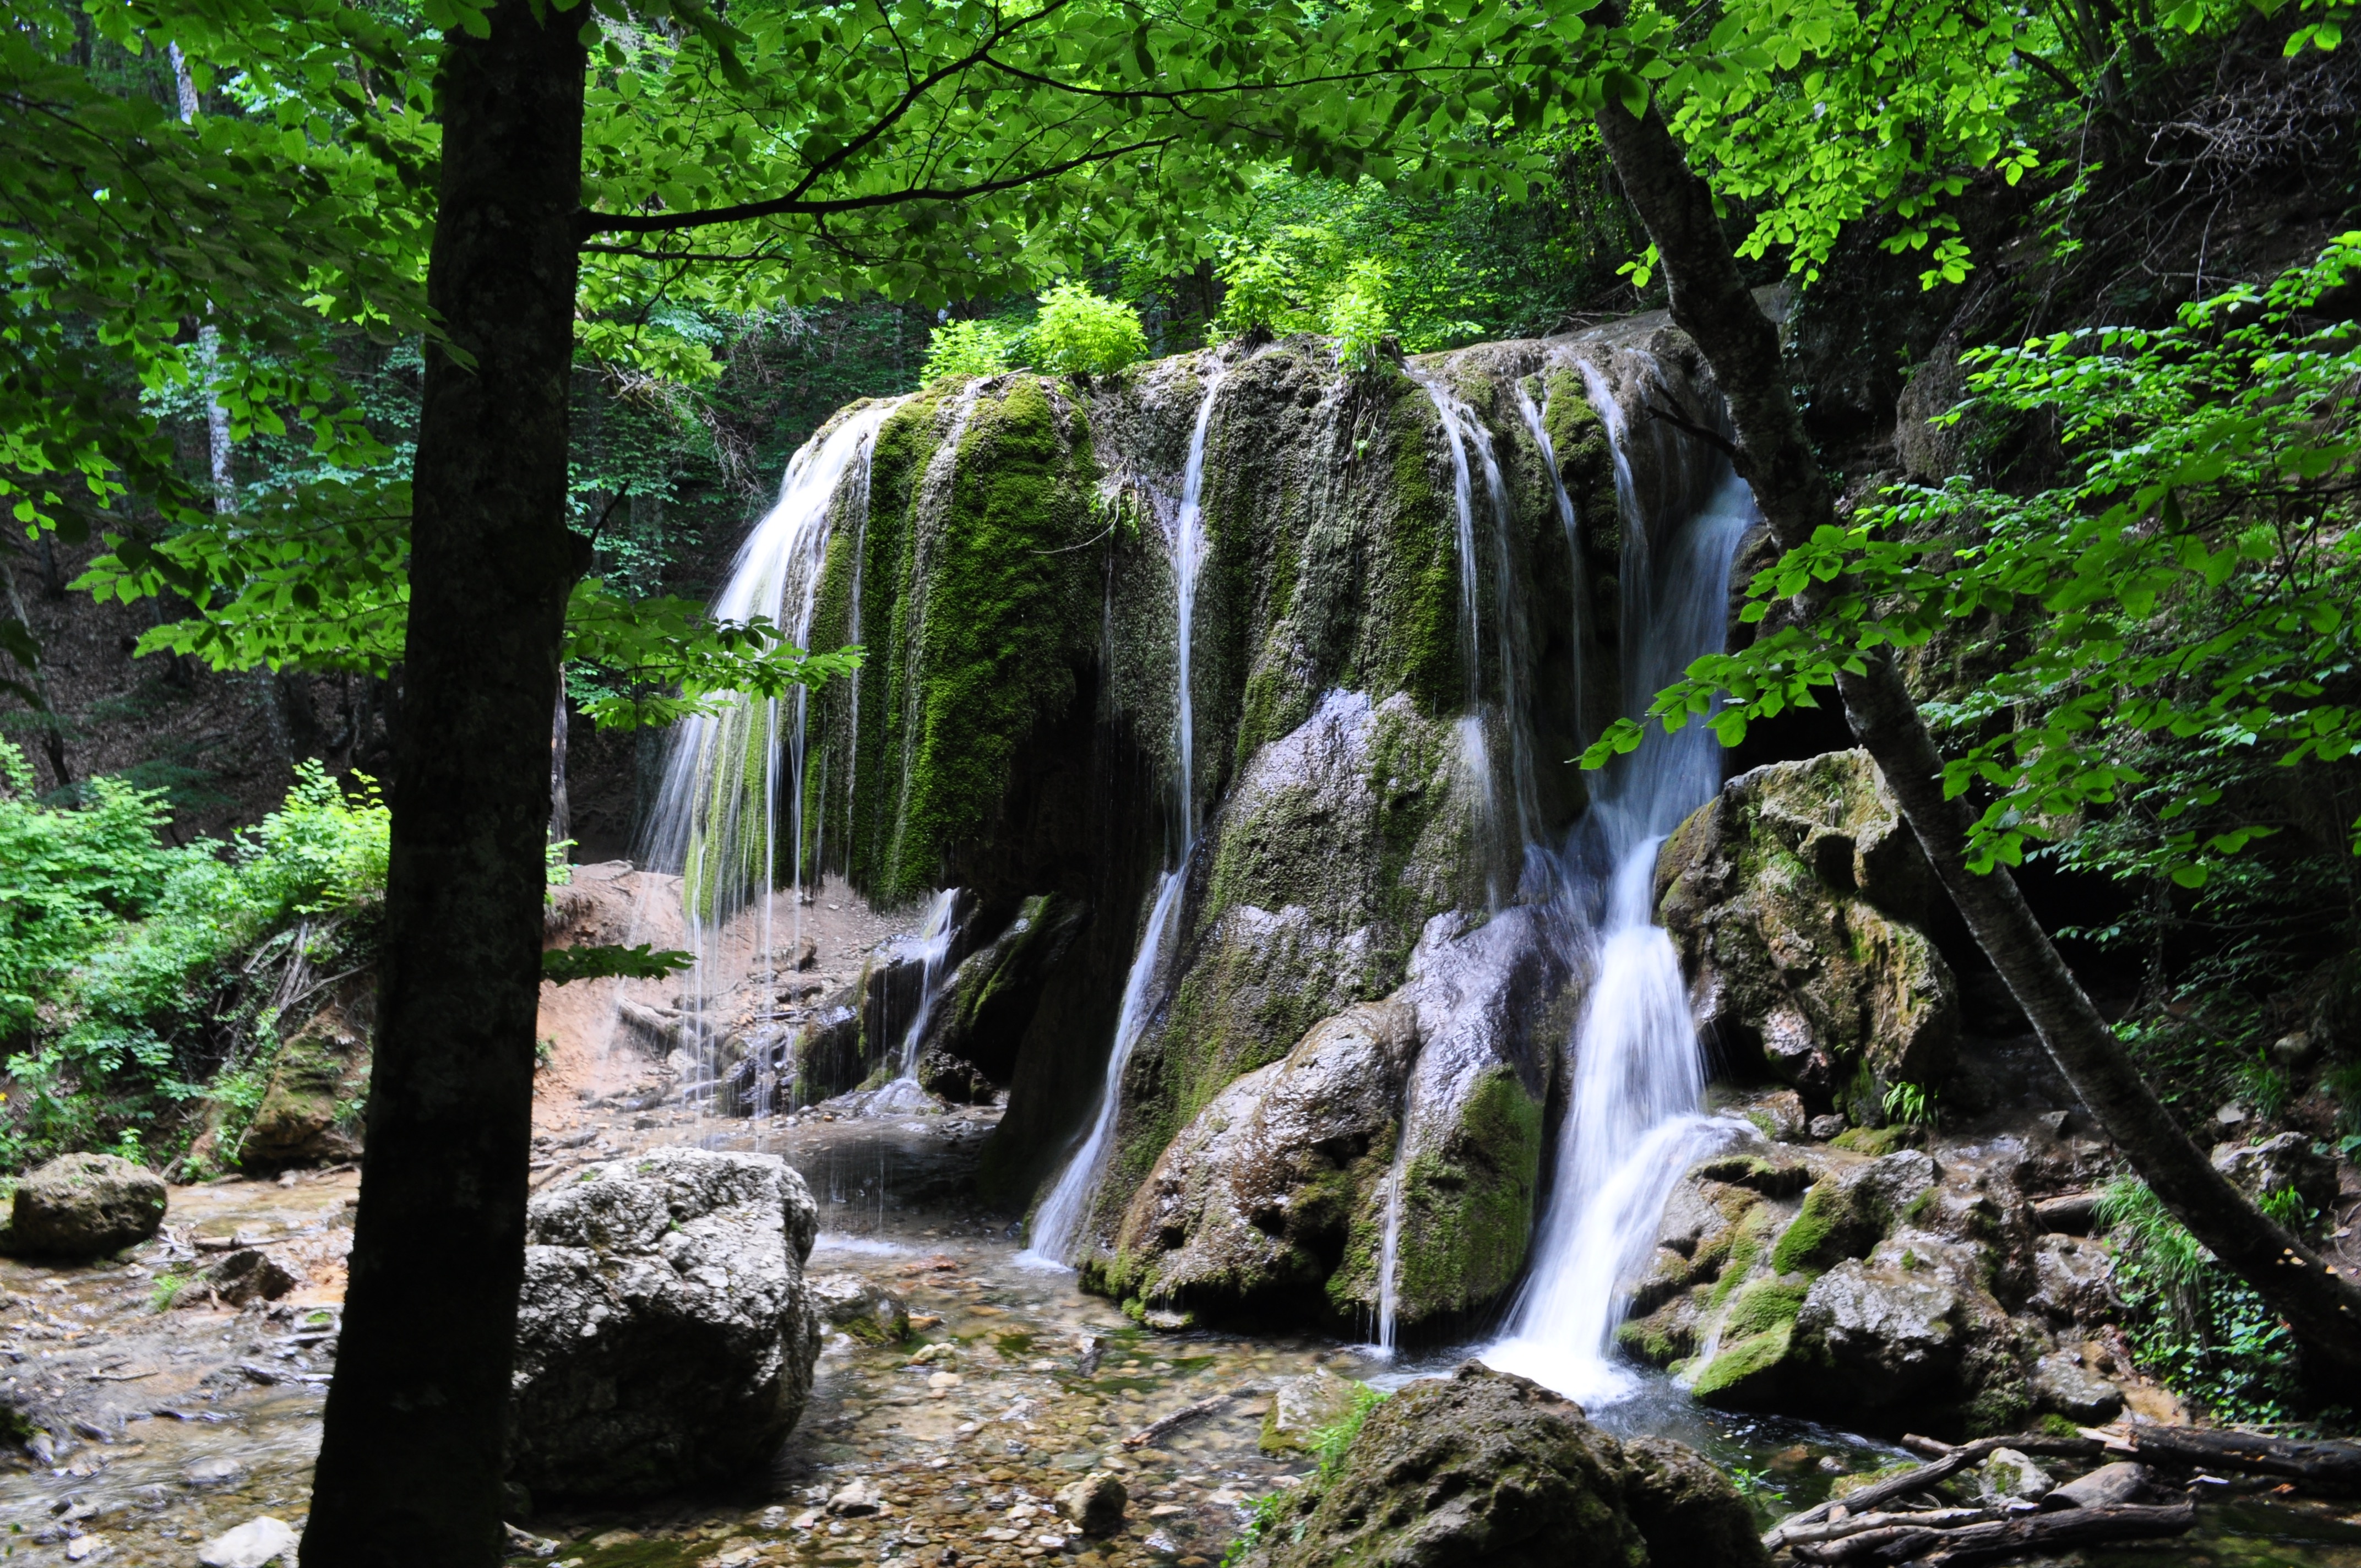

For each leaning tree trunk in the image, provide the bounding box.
[300,4,586,1563]
[1590,79,2361,1386]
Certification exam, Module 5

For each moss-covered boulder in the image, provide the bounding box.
[1105,1001,1416,1325]
[1655,749,1958,1120]
[1356,906,1567,1330]
[1237,1362,1766,1568]
[4,1152,166,1259]
[1623,1133,2053,1435]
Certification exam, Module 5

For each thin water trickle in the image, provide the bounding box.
[1484,361,1758,1407]
[1020,367,1225,1266]
[868,888,961,1114]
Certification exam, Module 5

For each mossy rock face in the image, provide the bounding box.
[1655,749,1958,1118]
[240,986,374,1170]
[1106,1001,1415,1324]
[1359,906,1568,1329]
[1239,1363,1766,1568]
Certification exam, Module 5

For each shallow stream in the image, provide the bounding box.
[7,1115,2361,1566]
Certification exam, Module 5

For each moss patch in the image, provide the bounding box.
[1688,1321,1796,1403]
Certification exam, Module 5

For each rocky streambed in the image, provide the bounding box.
[11,1108,2361,1566]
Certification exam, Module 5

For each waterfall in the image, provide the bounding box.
[634,400,901,1101]
[1020,368,1223,1266]
[1484,356,1758,1407]
[1373,1115,1412,1355]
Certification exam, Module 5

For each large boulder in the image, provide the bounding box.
[4,1153,167,1258]
[1364,907,1568,1329]
[508,1147,822,1500]
[1106,1001,1417,1324]
[1238,1362,1766,1568]
[1655,750,1959,1120]
[2212,1131,2338,1223]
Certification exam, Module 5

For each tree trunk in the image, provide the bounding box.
[299,3,586,1562]
[549,681,570,848]
[1589,76,2361,1387]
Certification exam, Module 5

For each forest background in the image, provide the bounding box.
[3,0,2359,1472]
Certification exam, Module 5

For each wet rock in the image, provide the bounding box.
[2212,1132,2339,1222]
[2028,1352,2123,1423]
[179,1248,300,1308]
[4,1153,167,1259]
[828,1478,884,1516]
[1369,905,1569,1327]
[810,1272,910,1343]
[1799,1259,1963,1395]
[2028,1234,2117,1325]
[1237,1362,1765,1568]
[508,1146,822,1501]
[1054,1471,1128,1534]
[923,893,1087,1091]
[1107,1001,1417,1322]
[197,1517,300,1568]
[183,1456,250,1489]
[1259,1368,1366,1455]
[1620,1435,1773,1567]
[1978,1447,2054,1504]
[1655,750,1959,1117]
[238,999,371,1168]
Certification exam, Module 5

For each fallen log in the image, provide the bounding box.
[2124,1425,2361,1486]
[1776,1506,1994,1547]
[1763,1435,2103,1551]
[1791,1500,2196,1565]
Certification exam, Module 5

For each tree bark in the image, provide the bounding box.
[1588,69,2361,1387]
[299,4,586,1562]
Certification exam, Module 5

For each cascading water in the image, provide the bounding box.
[867,888,961,1114]
[636,401,903,1101]
[1020,368,1223,1267]
[1514,380,1590,749]
[1484,358,1759,1406]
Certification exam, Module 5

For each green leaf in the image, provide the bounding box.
[542,944,697,986]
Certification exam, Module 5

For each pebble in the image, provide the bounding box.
[197,1516,299,1567]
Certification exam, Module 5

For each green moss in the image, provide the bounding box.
[1769,1184,1846,1276]
[1615,1309,1695,1366]
[1393,1066,1545,1322]
[1688,1321,1796,1403]
[1723,1280,1809,1340]
[1830,1124,1922,1156]
[1368,386,1461,712]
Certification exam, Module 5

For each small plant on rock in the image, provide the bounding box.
[1027,283,1147,376]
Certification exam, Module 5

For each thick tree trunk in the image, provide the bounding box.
[300,4,586,1563]
[1589,79,2361,1386]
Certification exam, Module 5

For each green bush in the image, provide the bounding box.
[1027,282,1147,375]
[2,760,393,1170]
[2097,1177,2307,1423]
[0,739,183,1037]
[1324,260,1395,377]
[922,317,1020,383]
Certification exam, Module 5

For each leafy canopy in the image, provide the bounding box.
[1587,234,2361,887]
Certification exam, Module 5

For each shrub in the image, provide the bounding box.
[1027,282,1147,375]
[2098,1176,2306,1422]
[0,740,183,1037]
[1325,260,1395,377]
[921,317,1020,383]
[2,761,393,1170]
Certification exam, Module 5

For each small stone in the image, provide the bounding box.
[504,1523,562,1559]
[1053,1471,1127,1536]
[182,1456,251,1489]
[587,1530,643,1549]
[2216,1102,2249,1127]
[910,1342,958,1365]
[2028,1352,2124,1424]
[928,1371,964,1389]
[2036,1109,2072,1137]
[1807,1114,1848,1141]
[198,1516,300,1567]
[1142,1531,1183,1558]
[65,1537,107,1562]
[829,1478,885,1516]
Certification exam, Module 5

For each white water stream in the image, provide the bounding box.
[638,401,902,1099]
[1020,368,1225,1266]
[1484,363,1758,1406]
